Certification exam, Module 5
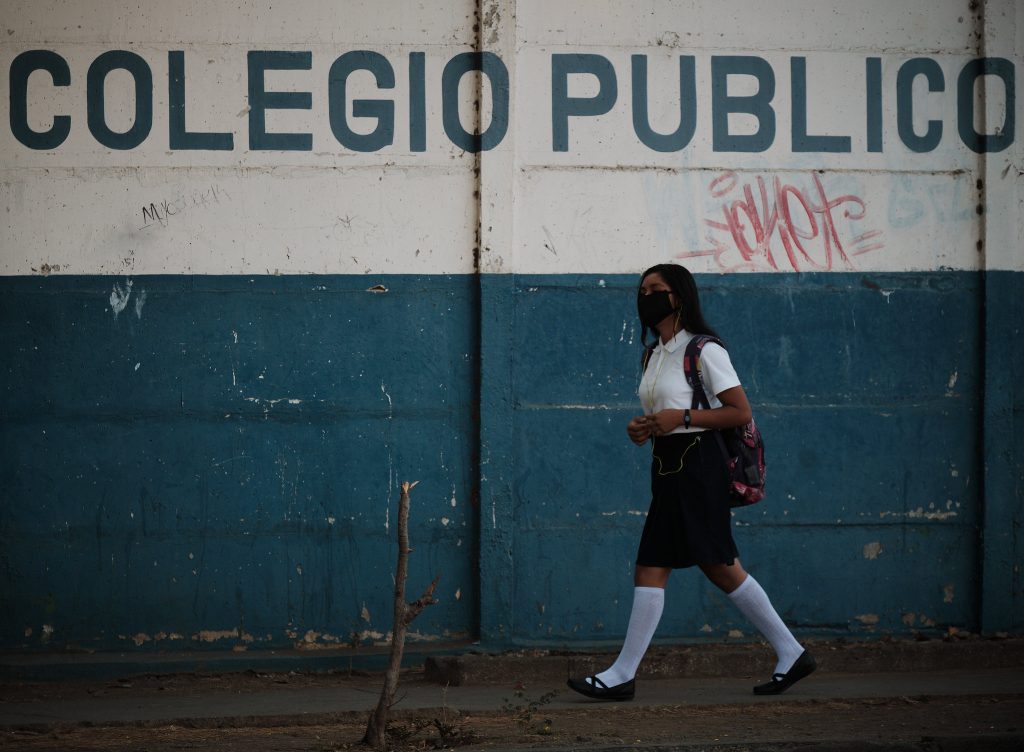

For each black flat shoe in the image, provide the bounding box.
[566,675,635,701]
[753,650,817,695]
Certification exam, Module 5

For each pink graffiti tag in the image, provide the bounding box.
[679,172,884,272]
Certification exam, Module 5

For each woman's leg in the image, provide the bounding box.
[698,559,747,593]
[701,560,805,676]
[635,565,671,588]
[588,565,669,688]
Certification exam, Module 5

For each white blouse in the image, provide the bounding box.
[638,330,741,435]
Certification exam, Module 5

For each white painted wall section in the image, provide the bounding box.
[1,0,1020,274]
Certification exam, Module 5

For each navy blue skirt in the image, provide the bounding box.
[636,431,739,569]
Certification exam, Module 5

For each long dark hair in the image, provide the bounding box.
[639,263,720,356]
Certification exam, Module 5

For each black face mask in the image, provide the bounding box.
[637,291,676,328]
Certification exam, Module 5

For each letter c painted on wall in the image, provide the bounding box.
[9,50,72,150]
[896,58,943,153]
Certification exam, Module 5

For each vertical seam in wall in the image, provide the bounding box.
[474,1,485,276]
[469,0,485,642]
[974,0,988,634]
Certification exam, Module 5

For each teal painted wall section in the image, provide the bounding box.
[496,272,986,645]
[1,270,1021,654]
[982,270,1024,633]
[0,275,479,652]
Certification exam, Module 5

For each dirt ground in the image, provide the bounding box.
[3,696,1023,751]
[2,670,1022,751]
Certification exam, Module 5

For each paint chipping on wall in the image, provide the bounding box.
[134,289,147,319]
[863,541,883,559]
[879,504,959,521]
[943,584,955,603]
[243,396,304,407]
[352,629,386,644]
[109,279,133,319]
[946,371,959,395]
[296,630,344,649]
[196,629,254,643]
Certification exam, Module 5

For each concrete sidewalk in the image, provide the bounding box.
[1,639,1023,751]
[1,666,1023,729]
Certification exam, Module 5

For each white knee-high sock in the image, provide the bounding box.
[592,586,665,687]
[727,575,804,675]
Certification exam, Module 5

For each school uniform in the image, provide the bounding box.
[636,329,741,569]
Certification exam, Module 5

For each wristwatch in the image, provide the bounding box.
[684,409,691,429]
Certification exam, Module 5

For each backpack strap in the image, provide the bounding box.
[683,334,734,464]
[683,334,725,410]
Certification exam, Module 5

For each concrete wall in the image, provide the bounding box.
[1,0,1021,655]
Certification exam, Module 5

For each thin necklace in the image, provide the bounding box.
[644,345,668,412]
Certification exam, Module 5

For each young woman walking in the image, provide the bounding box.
[567,263,815,701]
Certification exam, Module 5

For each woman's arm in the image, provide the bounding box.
[647,385,753,434]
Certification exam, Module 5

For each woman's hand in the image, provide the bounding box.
[648,409,684,436]
[627,416,654,445]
